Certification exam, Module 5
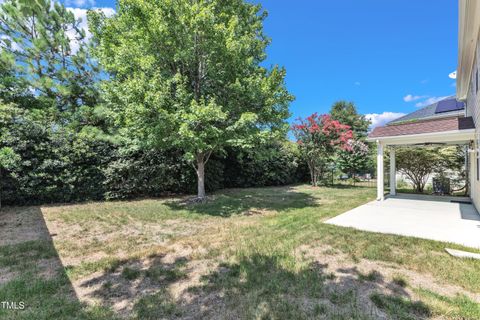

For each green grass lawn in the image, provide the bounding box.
[0,185,479,319]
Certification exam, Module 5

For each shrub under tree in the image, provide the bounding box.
[337,139,370,185]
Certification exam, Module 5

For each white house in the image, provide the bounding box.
[458,0,480,210]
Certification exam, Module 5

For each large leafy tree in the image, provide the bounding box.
[292,113,352,186]
[396,147,443,193]
[90,0,293,199]
[0,0,100,121]
[395,146,468,194]
[329,101,370,138]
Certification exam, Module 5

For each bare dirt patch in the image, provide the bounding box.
[0,267,18,285]
[43,213,214,267]
[298,244,480,304]
[72,242,221,318]
[60,209,279,318]
[0,206,51,246]
[0,257,62,285]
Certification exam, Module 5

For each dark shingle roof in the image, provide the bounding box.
[369,117,475,138]
[388,96,464,125]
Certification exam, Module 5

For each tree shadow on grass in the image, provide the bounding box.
[165,185,320,217]
[0,205,433,319]
[75,252,191,318]
[45,240,432,319]
[181,253,431,320]
[0,206,116,319]
[92,252,431,319]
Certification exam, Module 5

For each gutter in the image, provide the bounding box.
[367,128,476,145]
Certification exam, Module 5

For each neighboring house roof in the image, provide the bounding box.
[369,116,475,139]
[388,96,464,125]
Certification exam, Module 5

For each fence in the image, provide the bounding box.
[335,178,377,188]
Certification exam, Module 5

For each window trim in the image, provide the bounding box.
[477,134,480,181]
[477,69,479,93]
[477,157,479,181]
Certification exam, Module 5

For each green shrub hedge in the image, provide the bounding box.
[1,120,306,205]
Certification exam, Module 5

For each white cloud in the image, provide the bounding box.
[0,34,22,51]
[65,0,95,7]
[354,81,360,86]
[404,93,453,107]
[365,112,406,129]
[0,1,114,53]
[403,94,427,102]
[415,96,450,108]
[449,70,457,79]
[66,7,115,52]
[420,79,428,84]
[0,4,114,54]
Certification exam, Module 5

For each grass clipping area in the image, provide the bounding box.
[0,185,479,319]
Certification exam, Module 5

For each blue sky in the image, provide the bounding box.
[64,0,459,128]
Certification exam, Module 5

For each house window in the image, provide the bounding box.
[477,69,479,93]
[478,135,480,181]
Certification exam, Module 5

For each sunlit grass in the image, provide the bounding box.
[1,185,479,319]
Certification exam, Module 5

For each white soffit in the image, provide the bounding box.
[457,0,480,100]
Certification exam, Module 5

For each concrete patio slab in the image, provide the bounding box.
[325,194,480,249]
[445,248,480,260]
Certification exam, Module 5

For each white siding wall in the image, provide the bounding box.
[465,33,480,210]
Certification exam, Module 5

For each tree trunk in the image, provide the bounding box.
[196,154,206,199]
[414,179,423,193]
[418,181,425,193]
[307,160,315,186]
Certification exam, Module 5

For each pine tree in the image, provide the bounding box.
[0,0,99,120]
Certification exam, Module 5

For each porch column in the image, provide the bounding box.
[390,147,396,196]
[377,141,384,200]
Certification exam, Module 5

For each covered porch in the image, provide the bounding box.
[326,100,480,248]
[367,116,476,201]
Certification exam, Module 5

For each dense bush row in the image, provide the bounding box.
[1,119,306,205]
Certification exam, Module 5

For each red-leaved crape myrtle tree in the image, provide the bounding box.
[292,113,353,186]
